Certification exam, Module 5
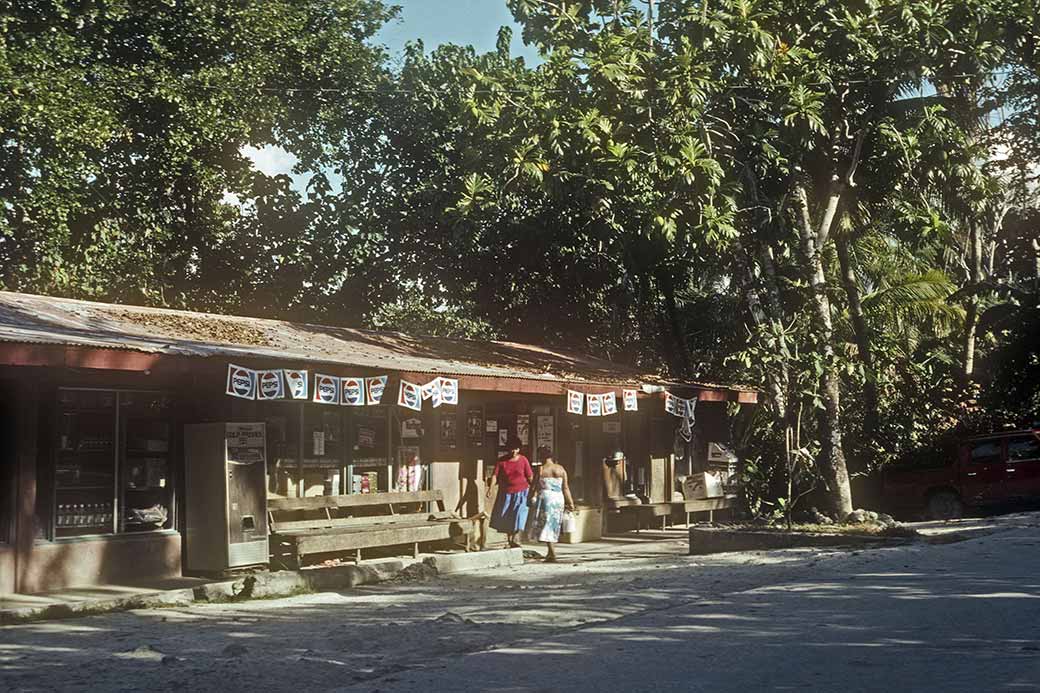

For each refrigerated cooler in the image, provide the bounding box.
[184,422,269,573]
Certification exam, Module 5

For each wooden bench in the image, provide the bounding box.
[267,490,481,568]
[606,495,736,532]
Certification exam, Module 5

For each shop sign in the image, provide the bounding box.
[586,393,603,417]
[313,373,340,404]
[226,364,257,400]
[398,380,422,411]
[284,369,309,400]
[225,422,265,464]
[602,392,618,416]
[366,375,388,405]
[566,390,584,415]
[256,370,285,400]
[623,389,638,411]
[340,377,366,406]
[357,426,376,448]
[401,417,423,438]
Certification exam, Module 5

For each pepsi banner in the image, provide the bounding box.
[366,375,388,405]
[226,364,257,400]
[623,389,638,411]
[283,369,309,400]
[340,377,366,406]
[566,390,584,415]
[398,380,422,412]
[439,377,459,406]
[313,373,339,405]
[256,370,285,400]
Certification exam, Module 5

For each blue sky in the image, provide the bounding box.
[242,0,536,191]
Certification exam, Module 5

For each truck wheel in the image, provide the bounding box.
[927,491,964,520]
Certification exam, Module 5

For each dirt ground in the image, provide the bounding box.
[1,514,1035,692]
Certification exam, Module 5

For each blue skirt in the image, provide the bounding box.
[490,489,529,533]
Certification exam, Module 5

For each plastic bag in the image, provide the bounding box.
[561,510,577,534]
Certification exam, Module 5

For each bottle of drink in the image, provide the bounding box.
[57,504,65,527]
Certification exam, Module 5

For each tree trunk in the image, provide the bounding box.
[654,268,692,377]
[835,234,879,448]
[733,236,787,419]
[963,221,982,380]
[793,182,854,519]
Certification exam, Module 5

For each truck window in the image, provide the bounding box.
[1007,436,1040,463]
[969,441,1002,465]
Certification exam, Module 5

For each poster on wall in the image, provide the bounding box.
[357,426,376,448]
[440,377,459,406]
[586,393,603,417]
[567,390,585,415]
[401,417,423,438]
[517,414,530,446]
[398,380,422,411]
[284,369,309,400]
[536,415,554,453]
[467,408,483,447]
[623,389,638,411]
[602,391,618,416]
[256,369,284,400]
[441,415,457,448]
[498,428,509,447]
[313,373,340,404]
[366,375,388,405]
[340,377,366,406]
[226,364,257,400]
[226,423,265,464]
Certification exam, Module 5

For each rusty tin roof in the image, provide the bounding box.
[0,291,755,396]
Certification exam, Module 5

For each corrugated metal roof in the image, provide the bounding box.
[0,290,754,394]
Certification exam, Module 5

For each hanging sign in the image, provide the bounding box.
[587,393,603,417]
[398,380,422,411]
[439,377,459,406]
[284,369,309,400]
[313,373,339,404]
[256,369,285,400]
[674,397,687,419]
[366,376,388,405]
[226,364,257,400]
[686,397,698,425]
[602,391,618,416]
[340,377,366,406]
[567,390,585,415]
[664,392,677,415]
[623,389,638,411]
[421,379,439,401]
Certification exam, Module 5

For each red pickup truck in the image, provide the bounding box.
[882,428,1040,520]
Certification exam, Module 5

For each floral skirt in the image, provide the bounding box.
[527,487,565,543]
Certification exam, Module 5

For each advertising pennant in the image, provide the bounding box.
[256,369,285,400]
[313,373,340,405]
[664,392,677,415]
[587,393,603,417]
[567,390,585,415]
[421,378,439,401]
[365,375,388,405]
[685,397,698,425]
[439,377,459,406]
[623,389,638,411]
[283,369,309,400]
[679,412,693,442]
[602,391,618,416]
[674,397,687,419]
[398,380,422,411]
[340,377,366,406]
[226,364,257,400]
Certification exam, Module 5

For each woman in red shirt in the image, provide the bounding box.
[486,436,533,548]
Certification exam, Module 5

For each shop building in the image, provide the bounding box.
[0,291,755,594]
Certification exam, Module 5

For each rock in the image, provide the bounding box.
[867,511,879,522]
[222,643,249,658]
[433,612,467,625]
[124,645,164,661]
[877,513,896,527]
[846,509,869,524]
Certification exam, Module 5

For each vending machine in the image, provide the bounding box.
[184,422,269,574]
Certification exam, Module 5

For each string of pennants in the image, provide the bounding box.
[225,364,457,410]
[566,389,640,416]
[665,392,698,442]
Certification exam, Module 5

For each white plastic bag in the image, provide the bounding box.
[561,510,577,534]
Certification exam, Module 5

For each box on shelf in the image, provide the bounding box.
[682,472,725,500]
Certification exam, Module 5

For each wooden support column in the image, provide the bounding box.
[14,379,40,593]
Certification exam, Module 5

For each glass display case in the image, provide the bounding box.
[51,389,174,539]
[119,391,174,533]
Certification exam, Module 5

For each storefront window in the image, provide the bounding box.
[302,405,344,496]
[351,406,390,493]
[50,389,174,540]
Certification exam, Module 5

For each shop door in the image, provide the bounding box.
[1003,434,1040,499]
[960,440,1006,504]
